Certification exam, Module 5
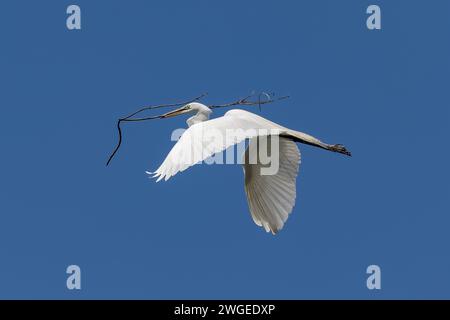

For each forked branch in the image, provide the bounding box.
[106,93,207,166]
[210,92,289,110]
[106,92,289,166]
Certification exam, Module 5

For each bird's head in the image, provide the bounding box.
[161,102,212,118]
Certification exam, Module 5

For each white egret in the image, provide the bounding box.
[148,102,351,234]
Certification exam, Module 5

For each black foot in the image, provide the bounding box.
[330,144,352,157]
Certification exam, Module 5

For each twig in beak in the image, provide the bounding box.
[106,92,289,167]
[106,94,207,166]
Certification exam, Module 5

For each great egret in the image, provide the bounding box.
[148,102,351,234]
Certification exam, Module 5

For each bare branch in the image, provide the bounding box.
[106,92,289,166]
[120,93,208,121]
[209,92,289,109]
[106,93,207,166]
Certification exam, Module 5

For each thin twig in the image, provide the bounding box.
[106,93,207,166]
[121,93,208,121]
[210,93,289,109]
[106,92,289,166]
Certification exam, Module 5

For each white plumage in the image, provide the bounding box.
[148,103,350,234]
[243,136,300,233]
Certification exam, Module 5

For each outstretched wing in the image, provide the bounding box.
[243,136,301,234]
[150,109,287,181]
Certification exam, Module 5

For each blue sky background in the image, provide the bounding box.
[0,0,449,299]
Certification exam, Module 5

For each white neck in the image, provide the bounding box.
[186,108,211,127]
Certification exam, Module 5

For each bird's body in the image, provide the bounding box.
[149,102,350,234]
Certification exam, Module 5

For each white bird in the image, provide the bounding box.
[148,102,351,234]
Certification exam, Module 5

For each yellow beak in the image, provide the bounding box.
[161,106,191,118]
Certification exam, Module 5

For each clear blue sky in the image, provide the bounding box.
[0,0,449,299]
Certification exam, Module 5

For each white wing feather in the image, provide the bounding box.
[243,137,301,234]
[150,109,288,181]
[148,108,346,234]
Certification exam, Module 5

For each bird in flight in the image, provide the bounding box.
[146,102,351,234]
